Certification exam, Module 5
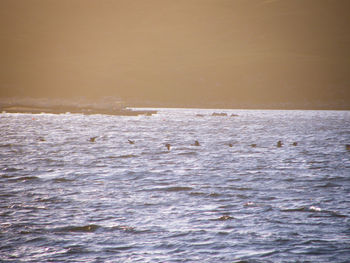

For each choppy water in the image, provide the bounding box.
[1,108,350,262]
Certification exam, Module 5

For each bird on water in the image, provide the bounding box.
[89,137,97,142]
[192,140,200,146]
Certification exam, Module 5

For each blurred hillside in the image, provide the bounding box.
[1,0,349,109]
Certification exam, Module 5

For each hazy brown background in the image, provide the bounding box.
[1,0,349,108]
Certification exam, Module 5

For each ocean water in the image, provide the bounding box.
[0,108,349,262]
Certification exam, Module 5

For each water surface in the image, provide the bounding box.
[1,109,349,262]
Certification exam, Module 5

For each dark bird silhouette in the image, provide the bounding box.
[251,144,257,148]
[212,112,227,116]
[229,143,233,147]
[89,136,97,142]
[39,137,46,142]
[277,141,283,147]
[346,144,350,151]
[165,143,171,150]
[128,139,135,144]
[192,140,200,146]
[217,215,234,221]
[292,142,298,146]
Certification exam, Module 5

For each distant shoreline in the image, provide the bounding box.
[126,102,350,111]
[0,105,157,116]
[0,97,349,112]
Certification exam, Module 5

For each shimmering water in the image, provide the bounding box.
[1,109,350,262]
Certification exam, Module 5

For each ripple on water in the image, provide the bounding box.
[52,177,75,183]
[9,176,40,182]
[115,154,139,159]
[1,167,23,173]
[143,186,194,192]
[103,245,136,253]
[1,109,349,262]
[53,225,100,233]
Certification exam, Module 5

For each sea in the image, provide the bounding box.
[1,108,349,262]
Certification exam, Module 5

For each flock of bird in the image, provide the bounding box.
[36,136,349,151]
[88,137,302,151]
[93,138,350,151]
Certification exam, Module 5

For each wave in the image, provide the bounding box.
[114,154,138,159]
[162,186,193,192]
[1,167,22,172]
[64,245,92,255]
[9,176,40,182]
[53,224,100,233]
[103,246,136,252]
[177,151,198,156]
[53,177,74,183]
[0,143,13,148]
[142,186,193,192]
[281,206,347,218]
